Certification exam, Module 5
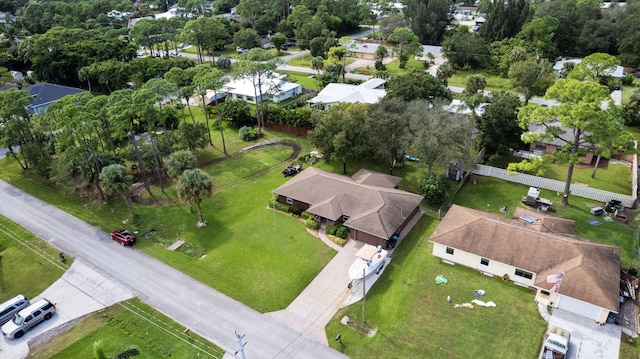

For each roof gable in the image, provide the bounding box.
[430,205,620,311]
[273,167,423,239]
[22,83,86,109]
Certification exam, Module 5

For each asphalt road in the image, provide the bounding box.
[0,179,347,359]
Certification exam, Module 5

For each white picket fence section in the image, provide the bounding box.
[473,164,637,208]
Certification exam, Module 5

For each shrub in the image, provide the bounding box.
[301,211,314,220]
[306,219,320,230]
[271,201,291,212]
[418,172,451,204]
[623,74,634,86]
[239,126,263,141]
[335,225,349,239]
[375,60,386,71]
[291,206,303,216]
[326,225,338,236]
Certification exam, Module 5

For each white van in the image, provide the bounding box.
[1,298,56,339]
[0,295,30,325]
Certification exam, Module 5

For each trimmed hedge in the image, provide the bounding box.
[306,219,320,230]
[271,201,291,212]
[301,211,314,220]
[326,224,349,239]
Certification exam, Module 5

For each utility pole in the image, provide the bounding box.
[234,330,247,359]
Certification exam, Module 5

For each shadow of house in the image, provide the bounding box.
[272,167,423,249]
[430,204,620,323]
[22,83,87,115]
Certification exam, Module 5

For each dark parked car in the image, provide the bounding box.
[110,229,136,246]
[283,163,302,177]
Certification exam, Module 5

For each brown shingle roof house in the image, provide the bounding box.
[272,167,423,248]
[430,204,620,323]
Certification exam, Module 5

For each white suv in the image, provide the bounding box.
[1,298,56,339]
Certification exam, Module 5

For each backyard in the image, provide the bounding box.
[486,154,633,194]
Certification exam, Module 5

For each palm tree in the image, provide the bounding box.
[99,164,135,217]
[177,169,213,227]
[167,150,197,179]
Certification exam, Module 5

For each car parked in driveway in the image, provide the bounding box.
[1,298,56,339]
[0,295,30,326]
[110,229,136,246]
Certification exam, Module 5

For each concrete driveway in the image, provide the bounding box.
[548,308,621,359]
[0,179,347,359]
[0,261,132,359]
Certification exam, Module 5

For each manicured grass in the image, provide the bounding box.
[454,176,637,267]
[621,84,638,106]
[624,126,640,142]
[287,54,355,68]
[487,154,632,194]
[448,69,514,92]
[277,70,320,90]
[544,162,631,194]
[0,130,333,313]
[0,215,69,302]
[352,58,425,76]
[29,298,223,359]
[326,216,547,358]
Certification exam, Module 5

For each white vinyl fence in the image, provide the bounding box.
[473,164,637,208]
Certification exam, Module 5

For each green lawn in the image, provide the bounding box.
[287,54,355,68]
[448,69,514,92]
[486,155,632,194]
[277,70,320,90]
[0,215,69,302]
[29,298,223,359]
[326,217,547,358]
[352,58,425,76]
[0,130,334,313]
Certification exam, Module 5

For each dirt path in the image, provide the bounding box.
[131,140,301,205]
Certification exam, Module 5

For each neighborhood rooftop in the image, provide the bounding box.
[272,167,423,240]
[430,205,620,312]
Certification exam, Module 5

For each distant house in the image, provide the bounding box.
[22,83,87,115]
[272,167,424,248]
[260,37,272,49]
[307,78,387,110]
[0,11,15,23]
[522,120,595,164]
[344,40,382,60]
[430,205,620,323]
[553,58,625,79]
[220,74,301,104]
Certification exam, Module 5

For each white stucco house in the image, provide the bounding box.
[553,58,625,78]
[430,205,620,324]
[220,74,302,104]
[307,78,387,110]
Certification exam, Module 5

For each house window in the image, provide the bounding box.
[480,258,489,266]
[247,96,254,102]
[514,269,533,280]
[285,197,293,204]
[445,247,454,255]
[343,215,350,221]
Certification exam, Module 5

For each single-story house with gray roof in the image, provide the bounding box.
[272,167,424,248]
[22,83,87,115]
[430,204,620,323]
